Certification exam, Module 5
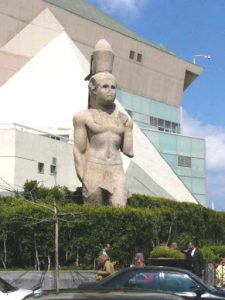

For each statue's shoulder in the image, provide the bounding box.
[73,109,92,124]
[118,110,133,127]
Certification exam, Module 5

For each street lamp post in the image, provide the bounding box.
[193,54,211,64]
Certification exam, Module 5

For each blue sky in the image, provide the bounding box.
[87,0,225,211]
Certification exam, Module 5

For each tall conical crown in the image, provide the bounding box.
[85,39,114,80]
[92,39,114,74]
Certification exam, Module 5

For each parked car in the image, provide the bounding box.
[26,290,184,300]
[78,266,225,299]
[0,277,42,299]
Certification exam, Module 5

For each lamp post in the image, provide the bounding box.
[193,54,211,64]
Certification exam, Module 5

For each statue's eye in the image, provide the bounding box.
[111,85,116,89]
[102,84,109,88]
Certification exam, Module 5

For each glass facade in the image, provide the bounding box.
[117,89,207,207]
[117,89,181,124]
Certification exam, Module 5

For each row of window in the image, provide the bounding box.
[38,155,191,181]
[38,161,56,175]
[126,110,180,134]
[129,50,142,62]
[150,116,180,133]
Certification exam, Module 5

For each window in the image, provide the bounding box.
[50,157,57,175]
[38,162,44,174]
[162,272,198,292]
[50,165,56,175]
[102,270,160,290]
[158,118,164,131]
[137,53,142,62]
[178,155,192,168]
[149,116,180,133]
[165,120,171,132]
[150,116,157,127]
[129,50,135,59]
[172,122,179,133]
[125,271,160,290]
[52,157,57,165]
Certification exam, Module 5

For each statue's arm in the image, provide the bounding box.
[73,113,87,182]
[121,117,134,158]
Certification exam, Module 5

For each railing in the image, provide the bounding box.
[204,263,217,286]
[0,123,74,144]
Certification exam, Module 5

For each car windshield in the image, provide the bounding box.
[189,271,217,291]
[0,278,17,292]
[101,269,161,290]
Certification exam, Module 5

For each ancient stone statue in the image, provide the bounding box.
[73,39,133,206]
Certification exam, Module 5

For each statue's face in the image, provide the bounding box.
[95,77,116,106]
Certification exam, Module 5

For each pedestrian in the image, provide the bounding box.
[186,240,205,278]
[100,243,112,259]
[96,243,116,271]
[134,252,145,268]
[96,255,115,281]
[216,256,225,289]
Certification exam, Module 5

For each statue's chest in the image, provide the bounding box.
[86,111,124,135]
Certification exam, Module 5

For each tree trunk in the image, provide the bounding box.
[35,242,40,271]
[47,255,51,271]
[3,230,7,269]
[1,258,6,269]
[65,249,69,262]
[166,224,172,246]
[76,247,79,266]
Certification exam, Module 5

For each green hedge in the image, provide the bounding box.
[201,246,225,263]
[0,187,225,269]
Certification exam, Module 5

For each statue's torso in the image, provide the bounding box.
[85,108,127,163]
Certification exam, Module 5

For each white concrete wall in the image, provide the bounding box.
[0,127,80,192]
[0,129,16,191]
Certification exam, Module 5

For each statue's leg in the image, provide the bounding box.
[110,188,127,207]
[109,168,128,207]
[83,187,104,206]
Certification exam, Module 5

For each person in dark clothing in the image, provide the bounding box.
[186,240,205,278]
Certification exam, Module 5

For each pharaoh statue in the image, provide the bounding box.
[73,39,133,206]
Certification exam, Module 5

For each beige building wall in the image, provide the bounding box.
[43,1,203,107]
[0,52,28,86]
[0,0,202,107]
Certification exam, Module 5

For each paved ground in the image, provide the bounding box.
[0,270,96,290]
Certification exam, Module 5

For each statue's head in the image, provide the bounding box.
[88,72,117,108]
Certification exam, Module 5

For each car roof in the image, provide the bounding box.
[110,265,194,277]
[122,266,191,272]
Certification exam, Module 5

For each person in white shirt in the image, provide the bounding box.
[216,256,225,288]
[100,243,111,258]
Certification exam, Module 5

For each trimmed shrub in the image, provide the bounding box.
[150,246,185,259]
[201,246,225,263]
[201,247,218,263]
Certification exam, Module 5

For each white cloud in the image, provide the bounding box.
[92,0,147,17]
[208,172,225,211]
[183,111,225,171]
[183,111,225,211]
